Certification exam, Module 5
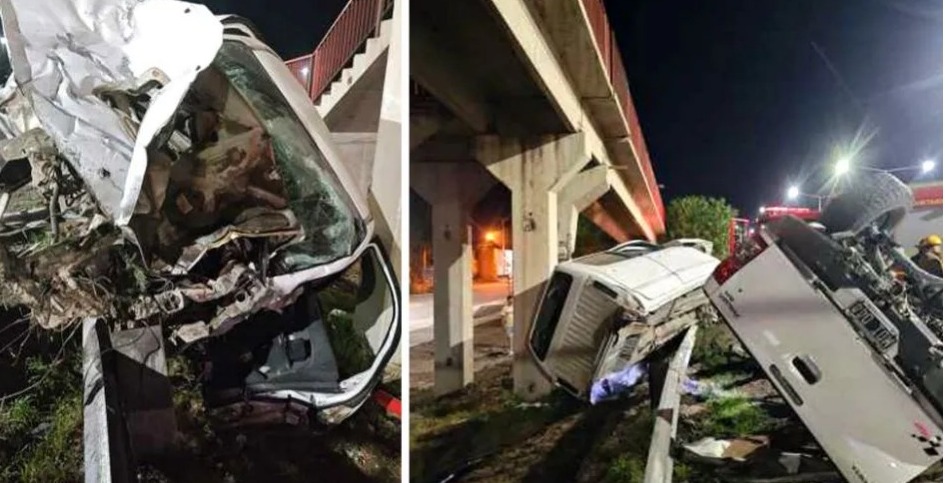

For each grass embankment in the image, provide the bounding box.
[410,319,787,483]
[0,324,83,483]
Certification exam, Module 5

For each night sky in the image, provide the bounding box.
[195,0,347,58]
[3,1,932,235]
[606,0,943,216]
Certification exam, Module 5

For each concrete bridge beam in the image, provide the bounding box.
[557,164,610,261]
[412,163,496,395]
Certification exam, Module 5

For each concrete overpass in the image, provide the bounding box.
[410,0,666,398]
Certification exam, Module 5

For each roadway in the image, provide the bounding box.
[409,280,512,346]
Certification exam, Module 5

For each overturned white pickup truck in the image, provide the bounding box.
[527,239,720,400]
[705,172,942,483]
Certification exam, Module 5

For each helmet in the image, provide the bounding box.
[919,235,942,248]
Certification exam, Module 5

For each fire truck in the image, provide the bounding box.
[729,180,943,256]
[728,206,821,255]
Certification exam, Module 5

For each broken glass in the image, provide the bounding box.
[213,42,365,270]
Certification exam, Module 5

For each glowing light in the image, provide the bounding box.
[787,186,800,200]
[484,231,497,242]
[921,160,935,174]
[835,157,851,176]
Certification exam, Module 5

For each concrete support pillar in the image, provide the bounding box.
[370,0,403,279]
[332,132,377,197]
[557,164,610,261]
[431,198,474,394]
[476,133,591,399]
[412,163,495,395]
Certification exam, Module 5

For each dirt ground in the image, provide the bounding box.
[410,321,944,483]
[139,401,401,483]
[410,319,511,391]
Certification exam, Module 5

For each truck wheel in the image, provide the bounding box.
[819,172,914,235]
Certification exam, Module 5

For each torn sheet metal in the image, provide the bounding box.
[0,0,223,223]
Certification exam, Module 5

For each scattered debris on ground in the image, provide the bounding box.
[412,318,936,483]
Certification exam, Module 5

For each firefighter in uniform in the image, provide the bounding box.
[912,235,943,277]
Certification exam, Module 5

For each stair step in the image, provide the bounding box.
[314,18,393,110]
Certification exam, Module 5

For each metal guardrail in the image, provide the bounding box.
[285,0,394,102]
[83,318,134,483]
[580,0,665,222]
[644,325,698,483]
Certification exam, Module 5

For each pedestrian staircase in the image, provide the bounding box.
[314,17,392,125]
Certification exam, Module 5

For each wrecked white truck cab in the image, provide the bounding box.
[0,0,398,425]
[527,240,719,400]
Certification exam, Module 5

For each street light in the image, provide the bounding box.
[835,157,851,176]
[921,160,935,174]
[787,185,800,200]
[484,231,497,243]
[785,185,824,210]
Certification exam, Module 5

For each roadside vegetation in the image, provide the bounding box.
[664,195,737,258]
[0,319,83,483]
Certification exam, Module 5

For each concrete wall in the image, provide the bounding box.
[332,132,377,197]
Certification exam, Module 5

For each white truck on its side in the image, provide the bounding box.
[527,239,719,400]
[706,172,942,483]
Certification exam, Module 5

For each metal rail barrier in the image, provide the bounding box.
[312,0,385,100]
[644,325,698,483]
[83,318,134,483]
[283,0,393,101]
[285,54,314,93]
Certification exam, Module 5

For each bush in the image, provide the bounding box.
[574,214,616,257]
[604,454,645,483]
[702,396,771,438]
[664,196,737,259]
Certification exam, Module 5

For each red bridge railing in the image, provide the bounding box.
[581,0,665,222]
[285,54,314,90]
[285,0,394,101]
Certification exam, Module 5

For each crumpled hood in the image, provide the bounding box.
[0,0,223,224]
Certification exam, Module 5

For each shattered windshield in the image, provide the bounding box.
[214,42,365,269]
